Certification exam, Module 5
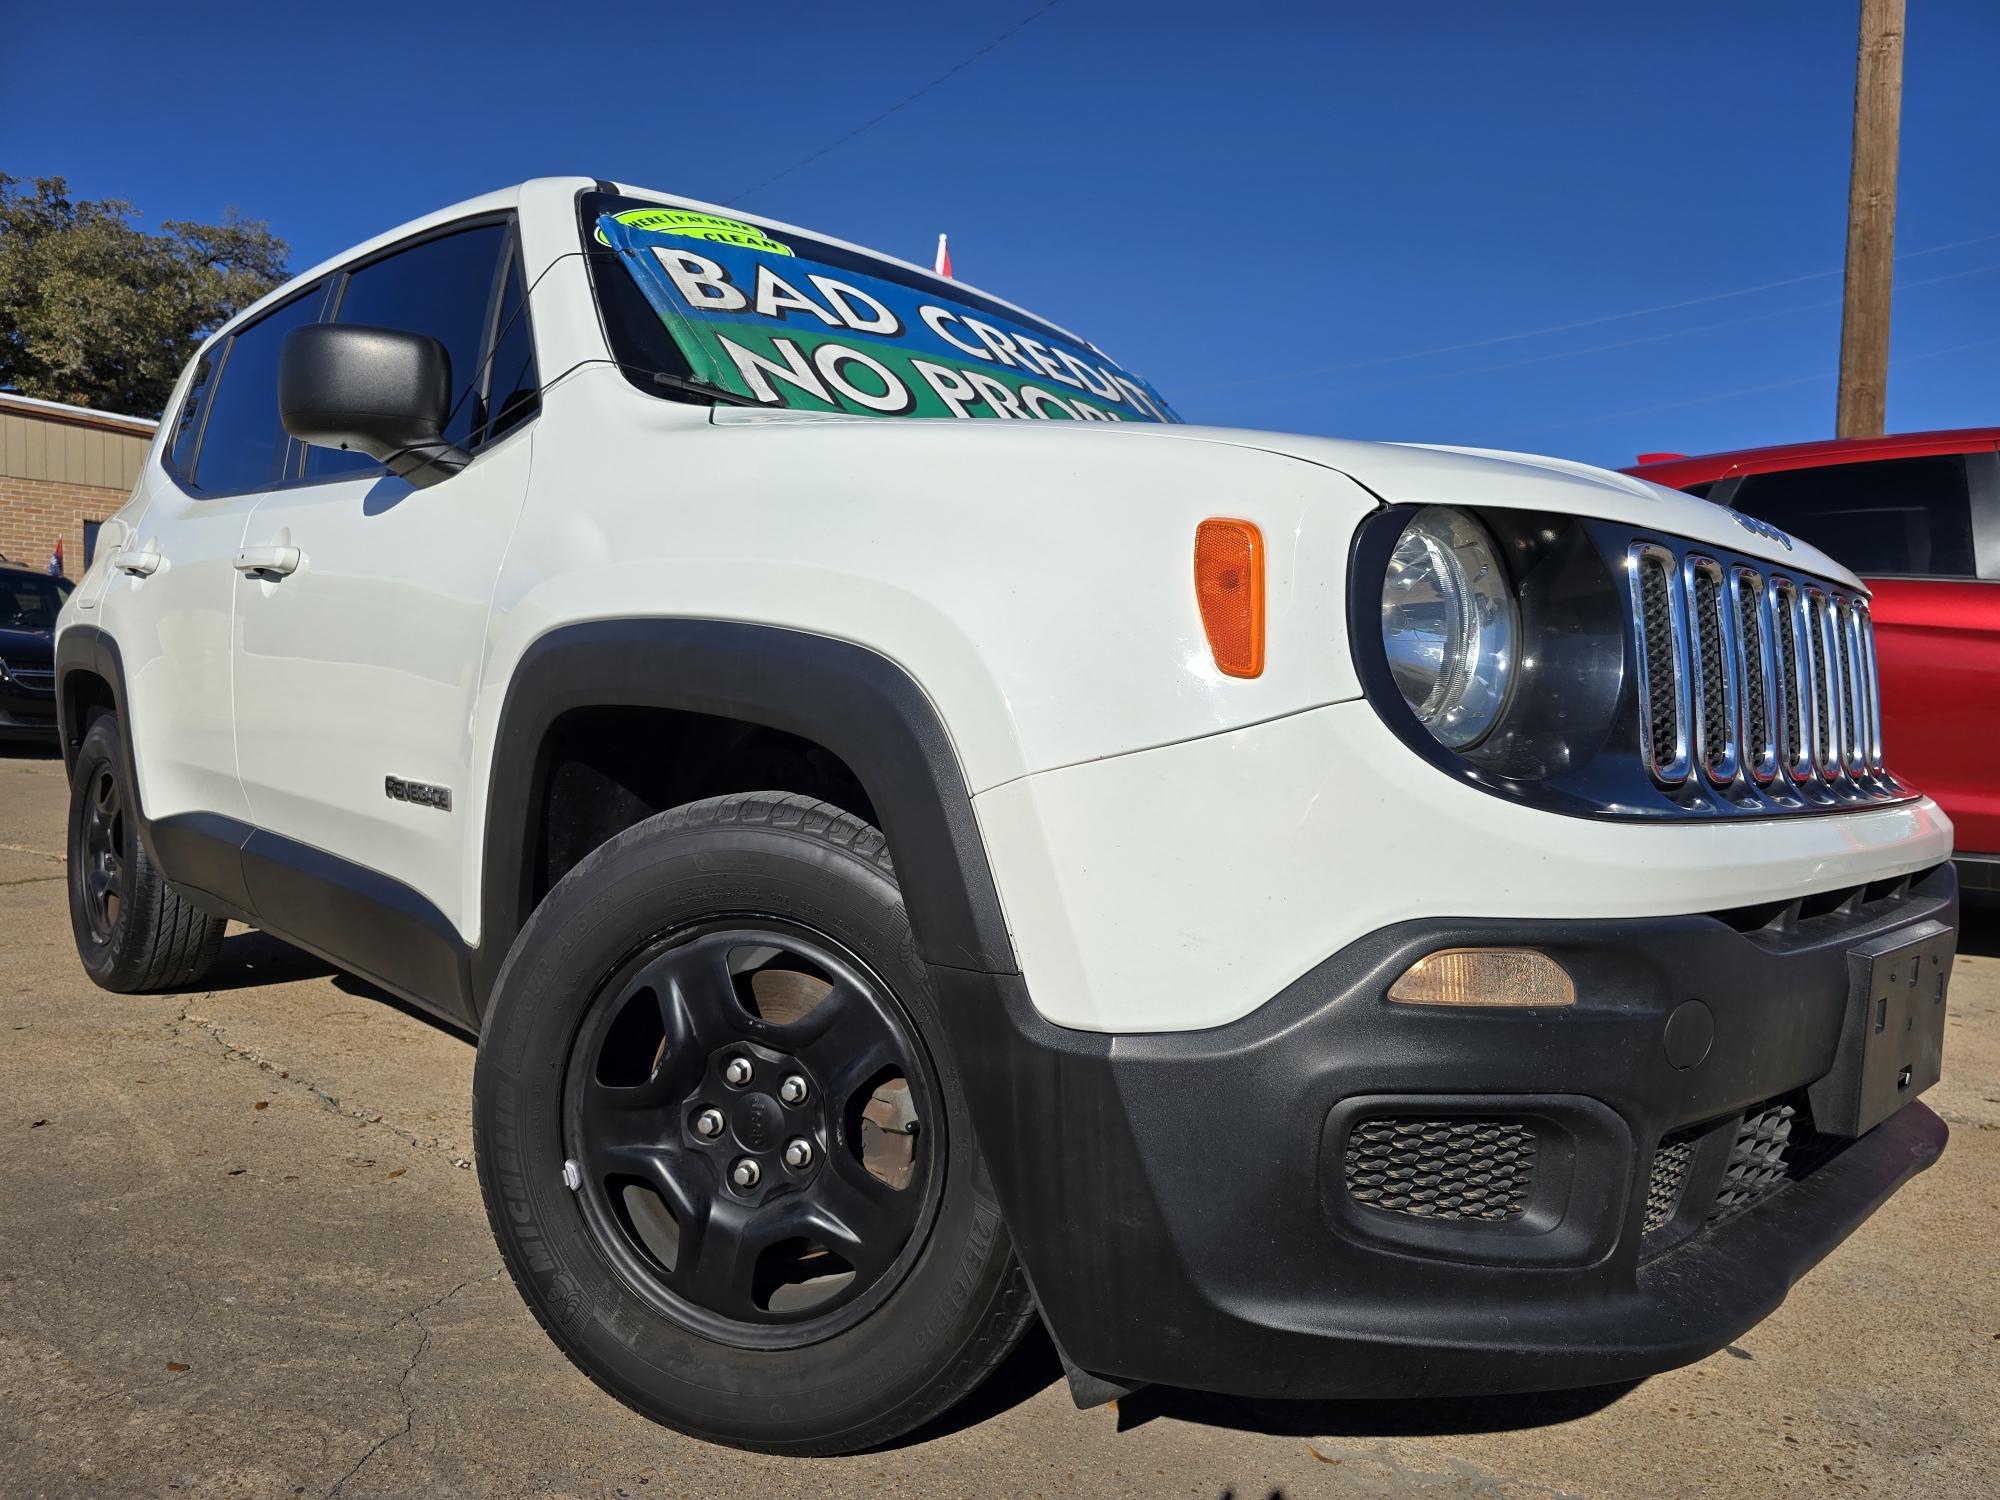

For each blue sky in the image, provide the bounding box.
[7,0,1996,466]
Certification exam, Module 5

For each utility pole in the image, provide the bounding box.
[1836,0,1905,438]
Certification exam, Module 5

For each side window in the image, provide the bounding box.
[478,246,539,445]
[189,284,326,494]
[305,223,509,478]
[166,348,218,474]
[1731,455,1978,579]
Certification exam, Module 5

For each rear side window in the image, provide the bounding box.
[167,349,218,474]
[305,223,509,478]
[1731,455,1978,579]
[189,284,326,494]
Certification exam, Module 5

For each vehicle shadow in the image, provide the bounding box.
[1958,891,2000,958]
[201,927,473,1041]
[1109,1376,1636,1438]
[889,1318,1635,1449]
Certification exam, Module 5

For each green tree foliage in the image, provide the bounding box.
[0,173,288,418]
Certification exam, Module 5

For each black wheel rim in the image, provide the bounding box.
[79,764,127,945]
[561,919,942,1348]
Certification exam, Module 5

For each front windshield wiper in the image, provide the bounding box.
[650,369,761,407]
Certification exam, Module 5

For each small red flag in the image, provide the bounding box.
[934,234,952,279]
[49,537,64,578]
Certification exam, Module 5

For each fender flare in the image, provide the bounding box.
[473,618,1019,1014]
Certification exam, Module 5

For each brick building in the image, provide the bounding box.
[0,392,156,577]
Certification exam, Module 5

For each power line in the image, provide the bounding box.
[1249,259,2000,409]
[1181,228,2000,396]
[729,1,1064,203]
[1519,332,2000,437]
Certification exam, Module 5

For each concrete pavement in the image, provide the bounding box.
[2,751,1996,1499]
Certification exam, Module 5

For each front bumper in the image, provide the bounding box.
[940,861,1956,1398]
[0,677,59,737]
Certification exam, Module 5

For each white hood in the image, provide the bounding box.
[1132,425,1862,589]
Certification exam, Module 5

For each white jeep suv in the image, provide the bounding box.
[56,178,1957,1454]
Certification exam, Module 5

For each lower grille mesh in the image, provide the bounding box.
[1643,1128,1701,1234]
[1344,1117,1537,1222]
[1709,1102,1795,1224]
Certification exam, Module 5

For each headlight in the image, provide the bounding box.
[1381,506,1517,748]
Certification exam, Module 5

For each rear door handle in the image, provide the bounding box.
[234,546,301,578]
[113,548,161,577]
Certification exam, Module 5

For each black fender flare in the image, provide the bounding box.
[473,618,1019,1016]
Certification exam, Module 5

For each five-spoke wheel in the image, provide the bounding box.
[474,792,1032,1454]
[564,924,938,1341]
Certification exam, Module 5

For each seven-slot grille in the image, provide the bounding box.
[1627,541,1890,801]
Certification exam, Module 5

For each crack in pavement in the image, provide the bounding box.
[0,872,64,887]
[167,998,474,1168]
[1305,1443,1599,1499]
[0,839,64,861]
[323,1271,503,1498]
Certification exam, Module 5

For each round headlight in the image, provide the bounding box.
[1380,506,1517,749]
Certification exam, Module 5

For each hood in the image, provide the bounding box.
[1119,425,1862,588]
[705,408,1859,587]
[0,623,55,659]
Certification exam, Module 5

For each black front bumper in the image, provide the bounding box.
[939,862,1956,1399]
[0,674,60,737]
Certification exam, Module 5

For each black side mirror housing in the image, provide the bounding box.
[279,324,470,488]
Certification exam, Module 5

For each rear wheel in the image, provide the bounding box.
[473,792,1034,1454]
[66,715,225,992]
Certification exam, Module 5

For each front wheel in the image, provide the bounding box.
[472,792,1034,1455]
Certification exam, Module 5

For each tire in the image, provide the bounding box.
[473,792,1035,1455]
[66,715,226,993]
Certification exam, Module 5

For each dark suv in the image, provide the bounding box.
[0,563,71,742]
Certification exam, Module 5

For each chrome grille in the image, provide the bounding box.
[1632,547,1690,781]
[1686,559,1738,782]
[1811,589,1839,778]
[1730,567,1775,782]
[1627,540,1892,803]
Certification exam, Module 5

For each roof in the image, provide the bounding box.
[0,391,158,436]
[1622,426,2000,488]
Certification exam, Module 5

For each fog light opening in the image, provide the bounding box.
[1388,948,1576,1008]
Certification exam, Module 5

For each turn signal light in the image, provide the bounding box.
[1387,948,1576,1008]
[1194,518,1265,678]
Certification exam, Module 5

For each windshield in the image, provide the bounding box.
[584,195,1176,424]
[0,572,71,631]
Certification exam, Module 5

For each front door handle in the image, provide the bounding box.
[234,546,301,578]
[113,548,161,577]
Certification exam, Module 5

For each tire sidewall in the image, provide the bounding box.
[474,806,1010,1450]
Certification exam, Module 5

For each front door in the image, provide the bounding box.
[93,280,331,869]
[229,220,542,1016]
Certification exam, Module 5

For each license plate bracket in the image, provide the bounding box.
[1807,918,1954,1137]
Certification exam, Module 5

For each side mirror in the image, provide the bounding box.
[279,324,470,488]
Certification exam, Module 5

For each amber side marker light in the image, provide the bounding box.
[1194,518,1265,678]
[1388,949,1577,1007]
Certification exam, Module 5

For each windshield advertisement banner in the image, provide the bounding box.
[599,210,1177,423]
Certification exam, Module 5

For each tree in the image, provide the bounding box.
[0,173,288,418]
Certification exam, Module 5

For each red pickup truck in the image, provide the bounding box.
[1626,430,2000,891]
